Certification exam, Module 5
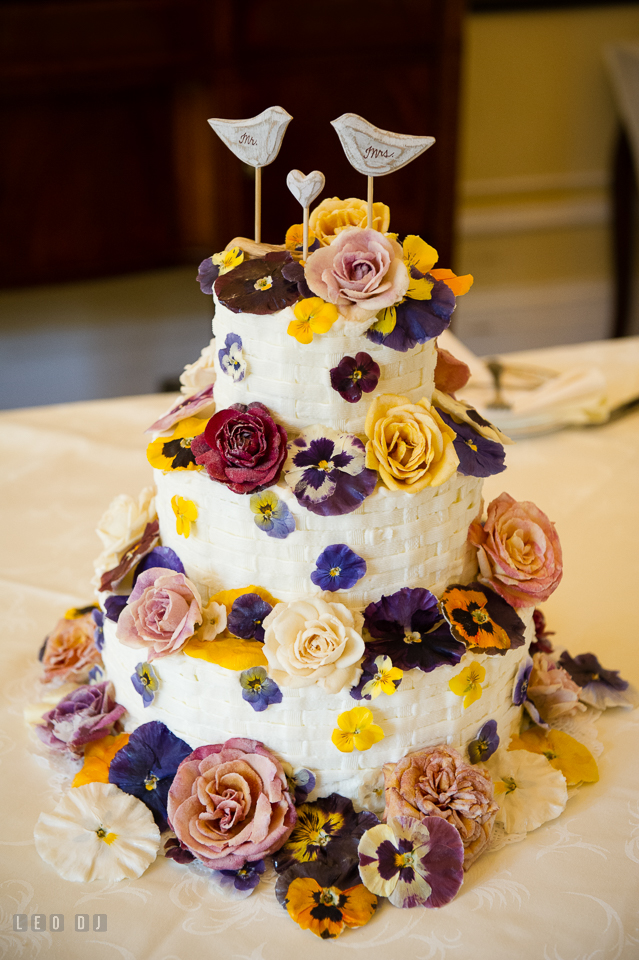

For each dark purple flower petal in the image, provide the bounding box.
[558,651,628,691]
[104,594,129,622]
[134,546,185,584]
[285,767,316,806]
[281,258,314,299]
[197,256,220,294]
[109,720,193,832]
[218,859,265,891]
[215,251,300,315]
[164,836,196,864]
[311,544,366,591]
[437,409,506,478]
[513,655,533,705]
[36,681,125,755]
[467,719,500,763]
[366,277,456,352]
[92,608,105,651]
[530,608,555,654]
[228,594,273,642]
[99,520,160,592]
[330,353,380,404]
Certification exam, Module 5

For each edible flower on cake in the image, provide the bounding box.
[98,519,160,592]
[36,680,125,755]
[171,495,197,538]
[131,661,159,707]
[284,425,377,516]
[249,489,296,539]
[93,486,157,584]
[145,383,215,435]
[487,749,568,835]
[218,332,247,381]
[527,651,586,722]
[508,727,598,787]
[146,417,208,472]
[329,351,380,403]
[227,592,273,641]
[557,651,638,710]
[440,582,527,655]
[72,731,130,787]
[311,543,366,592]
[468,719,500,764]
[239,665,283,711]
[276,862,378,939]
[349,654,403,701]
[309,196,390,246]
[116,567,202,660]
[196,246,244,294]
[214,250,300,314]
[437,407,506,478]
[331,706,384,753]
[448,661,486,709]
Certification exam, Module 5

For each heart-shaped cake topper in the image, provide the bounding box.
[286,169,325,208]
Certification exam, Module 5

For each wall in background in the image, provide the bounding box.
[453,3,639,353]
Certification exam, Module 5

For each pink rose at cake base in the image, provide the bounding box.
[28,166,638,942]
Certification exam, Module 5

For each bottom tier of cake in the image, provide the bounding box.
[102,610,533,806]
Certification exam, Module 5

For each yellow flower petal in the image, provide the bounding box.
[369,306,397,335]
[290,298,338,343]
[406,275,434,301]
[287,318,314,344]
[402,235,438,274]
[509,728,599,787]
[171,495,198,539]
[430,268,474,296]
[338,705,373,733]
[183,636,268,671]
[331,729,355,753]
[353,724,385,751]
[72,733,130,788]
[449,662,486,709]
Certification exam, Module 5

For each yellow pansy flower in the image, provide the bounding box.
[361,656,403,699]
[211,246,244,275]
[285,224,317,258]
[72,733,130,788]
[288,298,338,344]
[331,706,384,753]
[449,661,486,709]
[369,305,397,337]
[146,417,207,472]
[509,728,599,787]
[171,495,198,538]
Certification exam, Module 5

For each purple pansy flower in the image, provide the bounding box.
[228,593,273,642]
[216,858,266,896]
[92,607,105,651]
[164,836,196,864]
[358,815,464,908]
[350,653,403,701]
[197,256,220,295]
[108,720,192,831]
[131,661,160,707]
[250,490,295,540]
[215,251,300,315]
[311,544,366,592]
[134,546,185,584]
[36,681,125,755]
[104,594,129,622]
[285,767,316,806]
[513,655,533,706]
[363,587,465,673]
[239,666,283,712]
[330,353,380,404]
[284,425,377,517]
[281,258,314,300]
[558,651,636,710]
[366,274,456,353]
[467,719,500,763]
[437,409,506,478]
[218,332,247,382]
[145,384,215,435]
[88,664,105,684]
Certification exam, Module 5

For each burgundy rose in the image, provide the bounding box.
[192,402,287,495]
[167,738,297,870]
[36,681,125,755]
[116,567,202,660]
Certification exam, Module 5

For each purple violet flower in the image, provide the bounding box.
[284,425,377,517]
[36,681,125,755]
[558,651,636,710]
[131,661,160,707]
[228,594,273,642]
[467,719,500,763]
[437,409,506,478]
[145,384,215,435]
[239,666,283,712]
[366,274,456,353]
[134,546,185,584]
[217,859,266,894]
[285,767,316,806]
[164,836,195,864]
[330,353,380,404]
[218,333,247,382]
[104,594,129,622]
[215,251,300,315]
[250,490,295,539]
[363,587,465,673]
[311,544,367,592]
[92,607,105,651]
[350,653,403,701]
[108,720,193,831]
[513,655,533,706]
[88,664,105,684]
[197,256,220,295]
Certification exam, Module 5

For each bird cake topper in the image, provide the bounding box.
[208,106,293,243]
[331,113,435,230]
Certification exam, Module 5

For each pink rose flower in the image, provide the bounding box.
[167,738,297,870]
[192,402,288,495]
[116,567,202,660]
[468,492,563,608]
[36,681,125,755]
[383,744,498,870]
[527,652,586,722]
[304,227,409,322]
[41,612,102,685]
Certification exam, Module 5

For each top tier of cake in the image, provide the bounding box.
[212,300,438,436]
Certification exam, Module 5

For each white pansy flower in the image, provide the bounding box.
[180,339,216,396]
[356,768,386,817]
[34,782,160,882]
[199,601,227,641]
[92,486,156,582]
[487,749,567,835]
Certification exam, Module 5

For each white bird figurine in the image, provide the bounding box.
[330,113,435,177]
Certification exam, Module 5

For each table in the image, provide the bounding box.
[1,338,638,960]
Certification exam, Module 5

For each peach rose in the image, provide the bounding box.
[262,597,365,694]
[383,745,498,870]
[309,197,390,246]
[305,227,409,322]
[364,393,459,492]
[468,492,563,608]
[116,567,202,660]
[527,652,586,722]
[41,612,102,685]
[167,738,296,870]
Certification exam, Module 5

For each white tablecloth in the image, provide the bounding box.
[1,338,639,960]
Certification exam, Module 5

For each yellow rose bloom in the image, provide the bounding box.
[364,394,459,493]
[309,197,390,246]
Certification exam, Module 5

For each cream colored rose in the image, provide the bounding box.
[309,197,390,246]
[93,486,156,582]
[179,339,216,396]
[364,394,459,492]
[262,597,365,694]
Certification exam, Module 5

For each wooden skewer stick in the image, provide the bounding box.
[255,167,262,244]
[302,204,310,262]
[367,176,374,230]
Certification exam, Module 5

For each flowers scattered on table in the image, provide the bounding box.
[383,745,498,870]
[72,732,130,788]
[171,495,197,538]
[331,706,384,753]
[311,543,367,592]
[558,651,636,710]
[330,352,380,403]
[284,425,377,516]
[305,228,409,323]
[509,727,599,787]
[166,738,296,869]
[437,408,506,478]
[358,815,464,908]
[131,661,159,707]
[277,862,377,939]
[146,417,208,472]
[527,652,586,723]
[192,402,288,495]
[93,486,157,584]
[116,567,203,660]
[440,583,526,655]
[228,592,273,641]
[36,681,125,755]
[468,719,500,764]
[309,196,390,246]
[468,492,563,608]
[215,251,301,314]
[215,859,266,899]
[287,297,338,344]
[197,246,244,293]
[363,587,465,673]
[350,655,403,701]
[99,519,160,592]
[41,609,103,685]
[250,489,295,539]
[239,666,283,712]
[218,332,247,382]
[487,749,568,835]
[34,782,160,882]
[364,394,458,492]
[145,383,215,435]
[263,596,365,694]
[448,662,486,709]
[108,720,192,831]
